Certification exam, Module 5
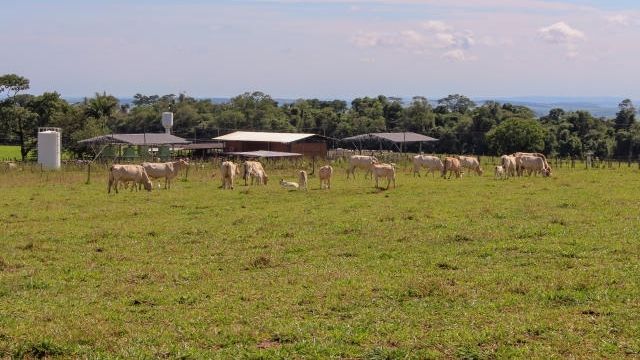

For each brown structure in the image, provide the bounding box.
[213,131,328,158]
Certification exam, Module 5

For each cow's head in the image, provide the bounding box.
[144,180,153,191]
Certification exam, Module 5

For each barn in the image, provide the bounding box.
[213,131,329,158]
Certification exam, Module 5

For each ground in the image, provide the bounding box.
[1,160,639,359]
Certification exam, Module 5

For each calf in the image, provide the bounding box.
[298,170,308,191]
[220,161,240,189]
[319,165,333,189]
[279,179,299,190]
[371,163,396,189]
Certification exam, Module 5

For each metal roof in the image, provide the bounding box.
[213,131,322,143]
[224,150,303,158]
[78,133,190,145]
[178,142,224,150]
[342,132,438,143]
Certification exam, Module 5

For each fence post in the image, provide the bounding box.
[85,163,91,184]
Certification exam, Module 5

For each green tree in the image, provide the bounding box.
[0,74,36,160]
[437,94,476,114]
[486,118,545,155]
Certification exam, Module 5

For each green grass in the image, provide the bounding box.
[1,160,639,358]
[0,145,20,161]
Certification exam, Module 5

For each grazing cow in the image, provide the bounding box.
[500,155,517,178]
[242,160,268,186]
[412,155,444,177]
[442,157,462,179]
[512,152,550,176]
[279,179,299,190]
[347,155,378,179]
[494,165,506,179]
[371,162,396,189]
[520,155,551,177]
[456,155,483,176]
[108,164,152,194]
[319,165,333,189]
[142,158,189,189]
[298,170,308,191]
[220,161,240,189]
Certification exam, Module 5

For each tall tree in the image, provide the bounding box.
[0,74,36,160]
[437,94,476,114]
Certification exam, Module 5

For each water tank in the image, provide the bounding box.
[37,127,61,170]
[162,112,173,134]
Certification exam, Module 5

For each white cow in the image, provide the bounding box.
[456,155,483,176]
[494,165,506,179]
[221,161,240,189]
[319,165,333,189]
[513,152,550,176]
[412,155,444,177]
[442,157,462,179]
[242,160,268,185]
[500,155,517,178]
[520,155,551,177]
[142,158,189,189]
[108,164,152,194]
[347,155,378,179]
[371,163,396,189]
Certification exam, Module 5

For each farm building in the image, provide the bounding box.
[213,131,330,158]
[341,132,438,153]
[78,133,190,160]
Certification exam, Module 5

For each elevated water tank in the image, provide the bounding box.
[37,127,61,170]
[162,112,173,134]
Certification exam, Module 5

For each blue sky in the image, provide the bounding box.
[1,0,639,99]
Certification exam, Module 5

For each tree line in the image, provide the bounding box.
[1,73,637,161]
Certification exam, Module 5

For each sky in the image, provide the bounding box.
[1,0,639,99]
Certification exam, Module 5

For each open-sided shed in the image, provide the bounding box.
[341,132,438,152]
[78,133,190,160]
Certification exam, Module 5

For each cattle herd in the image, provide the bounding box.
[104,152,552,193]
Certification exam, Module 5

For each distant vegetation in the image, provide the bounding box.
[1,74,637,161]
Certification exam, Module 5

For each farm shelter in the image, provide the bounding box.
[176,142,224,160]
[341,132,438,153]
[213,131,330,158]
[78,133,190,161]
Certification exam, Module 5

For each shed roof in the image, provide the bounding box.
[224,150,303,158]
[342,132,438,143]
[178,142,224,150]
[78,133,190,145]
[213,131,324,143]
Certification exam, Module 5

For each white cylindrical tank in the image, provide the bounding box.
[162,112,173,134]
[37,128,61,170]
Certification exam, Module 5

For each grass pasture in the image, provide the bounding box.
[1,161,639,358]
[0,145,20,161]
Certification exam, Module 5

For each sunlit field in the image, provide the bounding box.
[0,145,20,161]
[1,159,639,358]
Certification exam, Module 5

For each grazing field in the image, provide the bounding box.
[1,161,639,358]
[0,145,20,161]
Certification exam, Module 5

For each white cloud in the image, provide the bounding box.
[351,20,476,61]
[538,21,585,44]
[442,49,476,62]
[422,20,451,33]
[606,14,631,26]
